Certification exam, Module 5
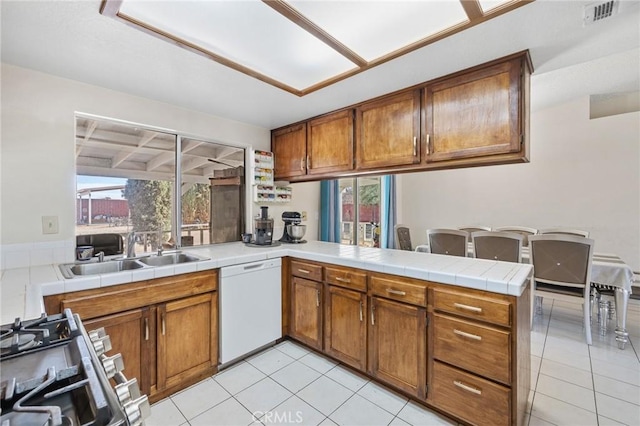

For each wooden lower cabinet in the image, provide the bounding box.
[43,270,218,403]
[286,259,530,426]
[157,292,217,392]
[85,307,155,396]
[324,285,366,370]
[290,276,323,350]
[368,296,427,398]
[430,361,511,426]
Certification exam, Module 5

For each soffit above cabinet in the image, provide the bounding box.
[101,0,532,96]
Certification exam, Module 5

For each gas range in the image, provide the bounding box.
[0,309,150,425]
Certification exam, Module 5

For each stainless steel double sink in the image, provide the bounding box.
[59,252,209,279]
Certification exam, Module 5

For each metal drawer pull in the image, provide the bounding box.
[297,268,311,274]
[453,303,483,313]
[144,318,149,341]
[386,288,407,296]
[454,329,482,341]
[359,301,364,322]
[454,380,482,395]
[335,277,351,283]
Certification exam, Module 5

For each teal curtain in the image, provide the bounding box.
[320,180,340,242]
[380,175,397,249]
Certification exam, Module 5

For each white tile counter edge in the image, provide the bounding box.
[0,241,532,324]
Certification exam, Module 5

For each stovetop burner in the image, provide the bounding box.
[0,311,79,359]
[0,310,136,426]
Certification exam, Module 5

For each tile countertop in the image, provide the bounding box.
[0,241,532,324]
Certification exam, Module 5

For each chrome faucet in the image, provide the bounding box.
[96,251,105,263]
[127,232,136,258]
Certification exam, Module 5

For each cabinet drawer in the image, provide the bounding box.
[433,313,511,384]
[432,287,511,327]
[291,260,323,281]
[326,266,366,292]
[431,361,511,426]
[370,275,426,307]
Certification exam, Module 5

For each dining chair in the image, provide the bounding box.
[529,234,595,345]
[457,226,492,243]
[426,229,469,257]
[539,228,590,238]
[493,226,538,247]
[394,224,413,251]
[472,231,523,263]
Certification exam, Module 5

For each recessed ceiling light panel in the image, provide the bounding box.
[289,0,469,61]
[119,0,356,89]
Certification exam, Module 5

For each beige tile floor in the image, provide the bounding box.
[146,298,640,426]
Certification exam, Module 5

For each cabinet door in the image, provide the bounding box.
[356,89,420,170]
[290,276,323,350]
[307,110,354,175]
[324,285,366,371]
[272,123,307,180]
[85,308,155,397]
[368,296,426,398]
[424,58,522,162]
[157,292,218,391]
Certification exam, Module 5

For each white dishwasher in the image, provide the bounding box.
[219,258,282,365]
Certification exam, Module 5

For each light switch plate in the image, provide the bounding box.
[301,211,307,221]
[42,216,59,234]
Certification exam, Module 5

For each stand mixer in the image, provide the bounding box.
[279,211,307,243]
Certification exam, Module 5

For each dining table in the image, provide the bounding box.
[415,243,634,349]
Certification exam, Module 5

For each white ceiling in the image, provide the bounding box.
[2,1,639,130]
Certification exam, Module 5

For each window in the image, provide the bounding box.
[338,176,381,247]
[75,115,246,254]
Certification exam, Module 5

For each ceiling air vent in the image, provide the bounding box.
[584,0,619,25]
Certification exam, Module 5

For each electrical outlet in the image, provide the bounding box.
[301,211,307,221]
[42,216,59,234]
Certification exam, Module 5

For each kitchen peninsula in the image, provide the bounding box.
[1,241,532,425]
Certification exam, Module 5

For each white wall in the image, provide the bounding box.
[0,64,273,246]
[399,96,640,270]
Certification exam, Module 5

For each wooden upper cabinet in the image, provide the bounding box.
[307,110,354,175]
[424,56,526,163]
[272,123,307,180]
[356,89,421,170]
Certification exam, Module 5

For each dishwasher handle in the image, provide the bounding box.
[221,258,282,278]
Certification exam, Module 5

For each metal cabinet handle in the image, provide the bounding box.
[413,136,417,156]
[453,329,482,341]
[306,155,310,170]
[161,313,166,336]
[316,289,320,307]
[386,288,407,296]
[454,380,482,395]
[144,318,149,341]
[370,305,375,325]
[359,301,363,322]
[300,158,304,171]
[426,134,430,154]
[453,302,483,313]
[335,277,351,283]
[297,268,311,274]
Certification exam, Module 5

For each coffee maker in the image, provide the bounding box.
[279,211,305,243]
[254,206,274,245]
